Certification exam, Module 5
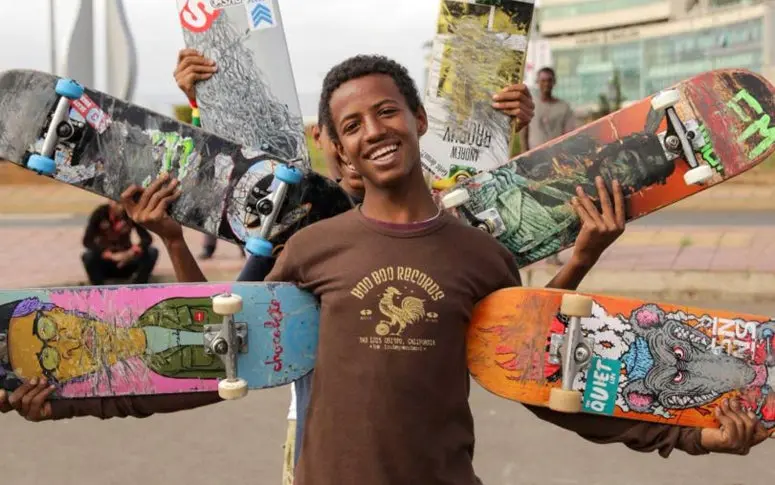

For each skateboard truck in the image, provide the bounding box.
[207,293,249,400]
[439,188,506,237]
[650,89,714,186]
[548,293,595,413]
[245,163,303,257]
[26,78,85,176]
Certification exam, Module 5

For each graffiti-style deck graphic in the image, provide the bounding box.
[439,68,775,268]
[0,69,353,249]
[421,0,535,184]
[0,282,319,399]
[468,287,775,431]
[178,0,309,170]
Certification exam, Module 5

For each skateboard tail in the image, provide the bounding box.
[468,287,775,432]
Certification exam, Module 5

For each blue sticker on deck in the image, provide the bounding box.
[582,356,621,416]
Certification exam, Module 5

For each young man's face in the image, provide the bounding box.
[329,73,427,189]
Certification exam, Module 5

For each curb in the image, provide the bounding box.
[522,267,775,305]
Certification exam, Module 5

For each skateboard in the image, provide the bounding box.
[0,281,319,400]
[467,287,775,432]
[439,68,775,268]
[177,0,309,170]
[0,69,353,257]
[421,0,535,183]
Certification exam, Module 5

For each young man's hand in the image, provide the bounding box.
[492,83,534,133]
[0,379,55,422]
[700,398,770,454]
[120,173,184,244]
[569,176,625,268]
[174,48,217,101]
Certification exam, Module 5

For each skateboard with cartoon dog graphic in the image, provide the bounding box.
[468,287,775,432]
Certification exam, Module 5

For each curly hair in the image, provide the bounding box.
[317,54,423,144]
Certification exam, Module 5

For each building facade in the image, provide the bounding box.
[535,0,775,114]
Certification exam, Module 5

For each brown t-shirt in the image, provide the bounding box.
[49,208,708,477]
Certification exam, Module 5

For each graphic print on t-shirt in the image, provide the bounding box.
[350,266,443,352]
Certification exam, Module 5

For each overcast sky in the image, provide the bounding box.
[0,0,443,116]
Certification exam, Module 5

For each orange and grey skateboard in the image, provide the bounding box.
[468,287,775,432]
[439,68,775,268]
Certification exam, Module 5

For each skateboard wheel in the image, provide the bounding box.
[213,293,244,315]
[683,164,714,185]
[275,164,302,184]
[441,188,470,209]
[548,388,582,413]
[218,378,248,400]
[650,89,680,111]
[560,293,593,318]
[55,78,84,100]
[27,155,56,175]
[246,237,274,257]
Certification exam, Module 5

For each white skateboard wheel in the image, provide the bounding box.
[650,89,680,111]
[218,378,248,400]
[212,293,243,315]
[683,164,714,185]
[441,188,470,209]
[560,293,593,318]
[548,388,582,413]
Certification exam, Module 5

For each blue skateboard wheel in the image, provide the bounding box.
[55,79,84,99]
[246,237,274,257]
[27,155,56,175]
[275,164,302,184]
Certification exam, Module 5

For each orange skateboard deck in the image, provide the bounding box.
[439,68,775,268]
[467,287,775,432]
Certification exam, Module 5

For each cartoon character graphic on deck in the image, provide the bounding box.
[0,296,226,395]
[489,300,775,428]
[456,106,676,267]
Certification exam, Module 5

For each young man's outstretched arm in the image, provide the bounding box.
[544,176,625,291]
[120,174,207,283]
[525,397,768,457]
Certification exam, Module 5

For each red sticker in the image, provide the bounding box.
[70,94,111,134]
[179,0,221,33]
[193,310,206,323]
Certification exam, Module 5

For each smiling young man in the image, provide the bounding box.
[256,55,768,484]
[1,55,767,484]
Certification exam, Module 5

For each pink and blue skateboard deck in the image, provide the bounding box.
[0,282,319,399]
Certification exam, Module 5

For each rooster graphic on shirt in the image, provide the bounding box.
[350,266,442,352]
[376,287,426,336]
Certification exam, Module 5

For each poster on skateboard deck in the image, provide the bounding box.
[421,0,535,184]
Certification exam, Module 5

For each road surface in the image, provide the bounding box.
[2,299,775,485]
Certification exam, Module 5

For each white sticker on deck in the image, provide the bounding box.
[207,0,250,8]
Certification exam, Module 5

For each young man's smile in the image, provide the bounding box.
[364,141,401,167]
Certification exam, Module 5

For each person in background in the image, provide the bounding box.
[80,201,158,285]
